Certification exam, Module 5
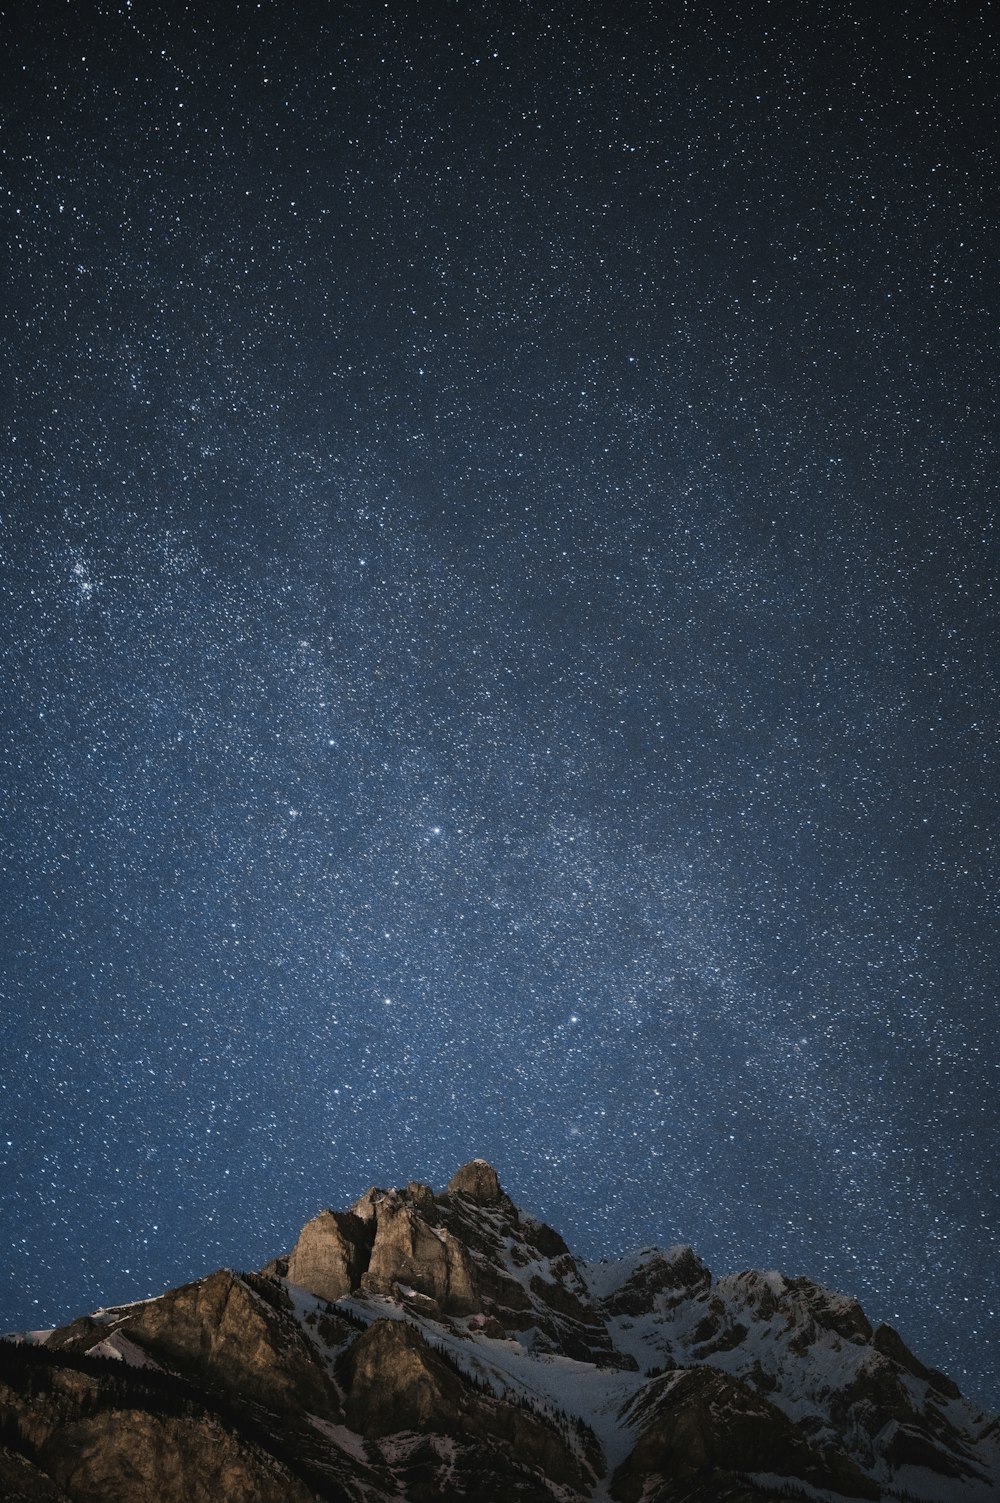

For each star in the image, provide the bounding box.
[0,0,995,1409]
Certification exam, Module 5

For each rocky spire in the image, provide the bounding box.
[445,1158,503,1204]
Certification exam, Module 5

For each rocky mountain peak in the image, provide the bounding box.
[2,1160,995,1503]
[445,1158,503,1204]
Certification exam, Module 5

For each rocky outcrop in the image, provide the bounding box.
[346,1319,596,1493]
[92,1269,338,1417]
[286,1163,613,1352]
[29,1408,318,1503]
[612,1366,879,1502]
[287,1208,373,1303]
[286,1167,500,1316]
[445,1160,503,1204]
[588,1245,712,1318]
[345,1318,467,1435]
[431,1179,626,1366]
[872,1320,961,1398]
[405,1180,435,1212]
[0,1347,322,1503]
[362,1191,480,1314]
[0,1445,72,1501]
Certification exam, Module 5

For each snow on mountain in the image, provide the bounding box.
[2,1161,996,1503]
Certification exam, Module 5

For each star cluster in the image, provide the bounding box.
[2,2,998,1405]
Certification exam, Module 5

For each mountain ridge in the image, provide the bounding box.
[2,1160,996,1502]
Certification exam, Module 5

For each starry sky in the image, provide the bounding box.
[2,0,998,1407]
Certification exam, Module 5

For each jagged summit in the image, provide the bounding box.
[2,1161,996,1503]
[446,1157,504,1203]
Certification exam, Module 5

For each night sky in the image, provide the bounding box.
[2,1,998,1407]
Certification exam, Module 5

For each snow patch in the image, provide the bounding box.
[86,1332,162,1369]
[580,1245,696,1302]
[308,1414,370,1464]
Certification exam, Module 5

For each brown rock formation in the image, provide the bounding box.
[362,1192,479,1314]
[0,1353,322,1503]
[344,1318,467,1435]
[445,1159,504,1204]
[345,1319,596,1493]
[111,1269,338,1416]
[287,1208,373,1303]
[44,1268,345,1429]
[611,1367,878,1502]
[34,1409,318,1503]
[0,1445,72,1501]
[405,1181,435,1212]
[349,1185,381,1224]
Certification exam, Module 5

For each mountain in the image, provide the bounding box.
[2,1160,997,1502]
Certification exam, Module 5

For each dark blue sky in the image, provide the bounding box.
[2,1,998,1406]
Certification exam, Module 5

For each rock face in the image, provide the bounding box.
[2,1159,996,1503]
[0,1344,322,1503]
[446,1159,503,1203]
[611,1367,878,1502]
[27,1406,318,1503]
[287,1208,373,1303]
[46,1267,339,1417]
[362,1191,479,1313]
